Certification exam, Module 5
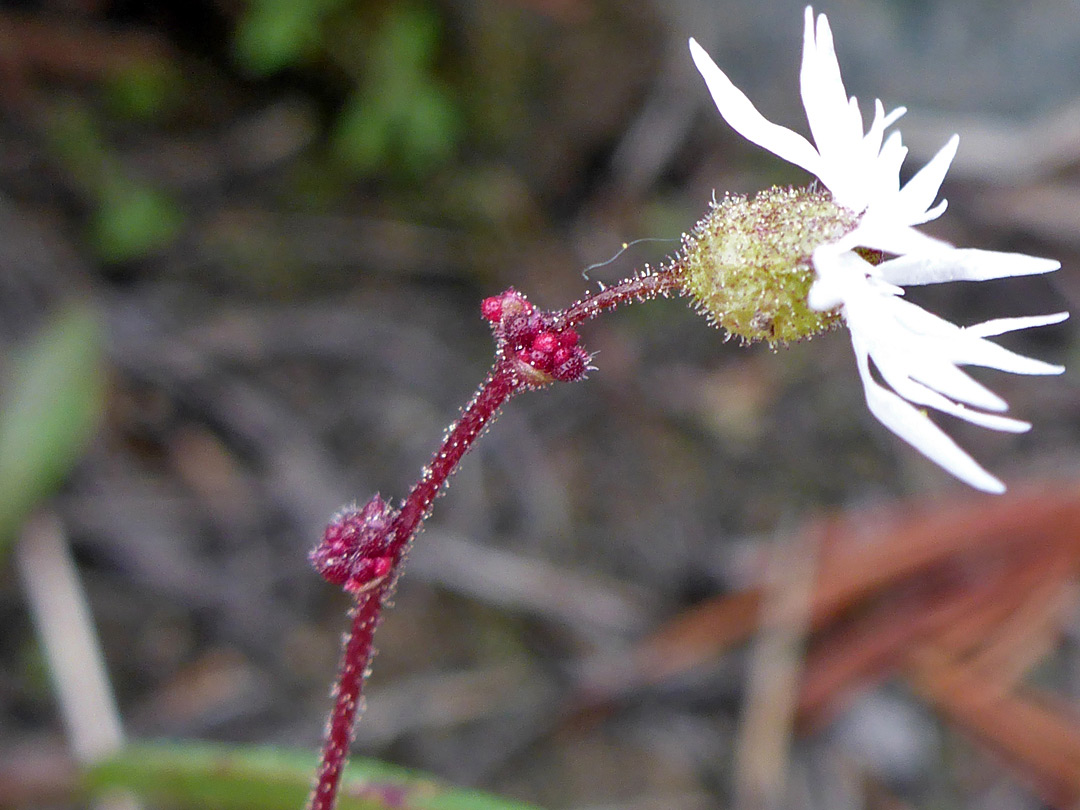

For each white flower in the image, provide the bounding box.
[689,7,1067,493]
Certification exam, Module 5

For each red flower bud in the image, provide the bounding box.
[554,351,587,382]
[527,348,554,372]
[503,311,541,347]
[531,331,559,354]
[310,495,398,592]
[481,296,503,322]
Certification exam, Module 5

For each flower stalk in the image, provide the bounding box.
[307,270,680,810]
[309,584,387,810]
[308,361,521,810]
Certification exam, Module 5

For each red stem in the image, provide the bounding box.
[557,264,684,329]
[309,583,388,810]
[389,359,521,559]
[308,361,522,810]
[309,266,685,810]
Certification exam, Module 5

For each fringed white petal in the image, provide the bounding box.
[879,250,1062,286]
[689,38,822,177]
[950,335,1066,376]
[836,219,952,257]
[799,8,854,160]
[836,262,1063,489]
[853,337,1006,493]
[892,135,958,222]
[872,358,1031,433]
[964,312,1069,339]
[877,295,1064,376]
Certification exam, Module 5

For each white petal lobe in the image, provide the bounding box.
[853,341,1006,493]
[964,312,1068,339]
[689,39,821,176]
[879,250,1061,286]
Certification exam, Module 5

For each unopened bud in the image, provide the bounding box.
[483,287,591,387]
[679,186,858,345]
[532,331,559,354]
[553,353,587,382]
[481,296,503,322]
[311,495,398,594]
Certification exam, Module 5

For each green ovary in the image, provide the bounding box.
[679,186,859,346]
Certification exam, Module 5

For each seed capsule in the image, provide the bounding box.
[679,186,859,345]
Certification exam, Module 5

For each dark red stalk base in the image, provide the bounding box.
[308,361,521,810]
[308,266,685,810]
[309,584,387,810]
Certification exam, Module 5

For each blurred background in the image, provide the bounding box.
[1,0,1079,808]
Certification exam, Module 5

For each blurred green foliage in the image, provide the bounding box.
[0,305,106,556]
[235,0,352,76]
[86,740,545,810]
[91,179,185,265]
[236,0,461,179]
[331,3,460,176]
[47,102,184,263]
[103,60,185,122]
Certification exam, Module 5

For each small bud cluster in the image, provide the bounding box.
[679,186,859,345]
[310,495,398,594]
[481,288,591,386]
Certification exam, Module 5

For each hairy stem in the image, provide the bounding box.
[308,361,521,810]
[557,263,684,329]
[390,359,521,557]
[309,584,387,810]
[310,265,687,810]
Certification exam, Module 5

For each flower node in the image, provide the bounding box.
[310,495,398,594]
[679,186,858,345]
[483,288,591,385]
